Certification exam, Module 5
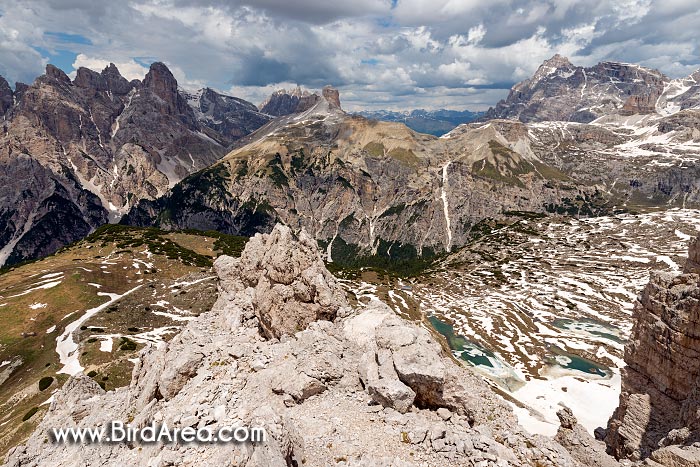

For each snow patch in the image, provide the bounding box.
[56,285,142,376]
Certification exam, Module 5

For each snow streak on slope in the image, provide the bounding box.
[56,285,142,375]
[441,162,452,251]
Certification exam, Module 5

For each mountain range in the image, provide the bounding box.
[1,55,700,270]
[485,54,700,122]
[0,62,270,267]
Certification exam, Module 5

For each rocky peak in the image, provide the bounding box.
[547,53,573,67]
[181,86,271,141]
[259,86,320,116]
[73,66,103,89]
[526,54,575,85]
[44,64,71,83]
[322,85,341,109]
[73,64,133,96]
[541,54,574,71]
[217,224,348,339]
[142,61,184,114]
[0,76,12,115]
[288,85,310,99]
[100,63,133,95]
[13,82,28,102]
[485,55,670,123]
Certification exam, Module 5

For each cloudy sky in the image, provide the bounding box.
[0,0,698,111]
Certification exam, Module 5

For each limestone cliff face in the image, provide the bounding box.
[604,237,700,464]
[5,224,601,467]
[259,86,321,116]
[685,237,700,273]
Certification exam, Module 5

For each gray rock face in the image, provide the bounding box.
[0,61,270,267]
[484,54,699,123]
[556,408,619,467]
[604,237,700,464]
[0,76,13,117]
[322,86,341,109]
[183,87,271,141]
[216,224,349,339]
[142,62,190,115]
[259,85,321,116]
[684,237,700,273]
[5,223,602,466]
[73,66,132,96]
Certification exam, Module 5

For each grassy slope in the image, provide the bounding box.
[0,226,247,456]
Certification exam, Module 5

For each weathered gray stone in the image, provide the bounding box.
[5,223,595,467]
[605,237,700,464]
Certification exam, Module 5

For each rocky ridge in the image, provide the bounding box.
[4,224,615,466]
[123,88,606,265]
[0,62,270,267]
[485,54,700,123]
[603,236,700,464]
[122,61,700,266]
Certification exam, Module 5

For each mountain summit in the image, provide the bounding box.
[485,54,700,122]
[259,86,319,116]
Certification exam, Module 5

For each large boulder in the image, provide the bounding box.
[556,408,620,467]
[215,224,349,339]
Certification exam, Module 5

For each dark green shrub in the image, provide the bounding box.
[38,376,53,391]
[22,407,39,421]
[119,337,137,351]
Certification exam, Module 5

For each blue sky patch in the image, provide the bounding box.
[44,32,92,46]
[33,47,79,74]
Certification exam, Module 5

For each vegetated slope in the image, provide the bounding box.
[0,225,246,456]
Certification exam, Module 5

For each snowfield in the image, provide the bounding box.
[346,209,700,436]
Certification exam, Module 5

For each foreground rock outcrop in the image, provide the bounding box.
[6,224,615,466]
[604,237,700,464]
